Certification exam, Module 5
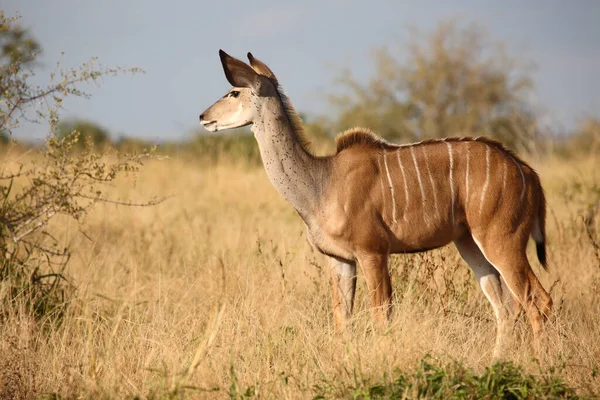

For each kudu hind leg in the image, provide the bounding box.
[473,236,552,340]
[329,257,357,330]
[500,276,522,318]
[454,235,511,358]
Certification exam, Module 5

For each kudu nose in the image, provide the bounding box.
[199,113,205,121]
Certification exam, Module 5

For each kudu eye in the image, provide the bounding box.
[229,90,240,98]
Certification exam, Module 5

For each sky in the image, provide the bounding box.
[4,0,600,143]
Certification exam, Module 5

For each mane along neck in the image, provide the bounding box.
[335,127,391,152]
[272,83,314,156]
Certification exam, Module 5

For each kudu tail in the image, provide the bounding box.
[532,176,548,270]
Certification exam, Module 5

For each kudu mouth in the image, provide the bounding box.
[200,120,217,131]
[199,113,218,132]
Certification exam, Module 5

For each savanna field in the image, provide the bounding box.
[0,143,598,399]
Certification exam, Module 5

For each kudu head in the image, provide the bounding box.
[199,50,279,132]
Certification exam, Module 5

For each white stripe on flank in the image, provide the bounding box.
[502,159,507,190]
[377,158,388,221]
[396,149,410,222]
[479,145,491,215]
[410,146,427,205]
[381,148,397,224]
[510,156,526,202]
[446,142,455,225]
[422,146,439,220]
[465,143,470,208]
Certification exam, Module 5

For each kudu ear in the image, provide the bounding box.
[219,49,259,89]
[247,52,278,85]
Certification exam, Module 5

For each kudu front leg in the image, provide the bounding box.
[357,253,393,325]
[329,257,357,330]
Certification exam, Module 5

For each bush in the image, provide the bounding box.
[0,12,158,322]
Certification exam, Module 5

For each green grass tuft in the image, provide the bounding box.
[313,356,586,399]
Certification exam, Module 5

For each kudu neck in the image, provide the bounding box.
[251,95,324,218]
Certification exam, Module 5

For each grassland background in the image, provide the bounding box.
[0,144,599,398]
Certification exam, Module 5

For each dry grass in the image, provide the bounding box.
[0,150,599,398]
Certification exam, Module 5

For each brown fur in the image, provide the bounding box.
[332,132,548,271]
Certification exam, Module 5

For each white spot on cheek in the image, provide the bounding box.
[230,103,244,123]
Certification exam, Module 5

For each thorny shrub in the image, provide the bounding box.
[0,12,160,322]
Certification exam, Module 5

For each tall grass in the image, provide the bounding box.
[0,146,598,398]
